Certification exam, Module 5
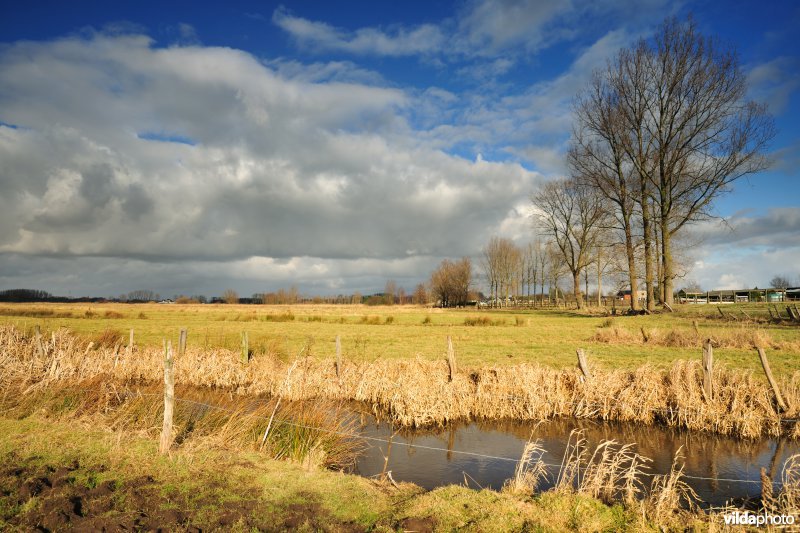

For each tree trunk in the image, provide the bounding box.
[641,198,655,312]
[623,218,640,311]
[573,270,584,309]
[662,220,674,306]
[597,250,602,308]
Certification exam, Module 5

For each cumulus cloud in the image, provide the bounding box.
[0,32,540,294]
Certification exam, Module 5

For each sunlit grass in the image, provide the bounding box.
[0,301,798,375]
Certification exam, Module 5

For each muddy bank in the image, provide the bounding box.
[0,456,367,532]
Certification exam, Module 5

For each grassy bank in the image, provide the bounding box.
[1,302,798,375]
[0,412,656,531]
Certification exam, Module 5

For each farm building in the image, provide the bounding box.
[677,287,797,303]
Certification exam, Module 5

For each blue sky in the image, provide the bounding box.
[0,0,798,297]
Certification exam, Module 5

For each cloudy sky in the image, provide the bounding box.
[1,0,798,298]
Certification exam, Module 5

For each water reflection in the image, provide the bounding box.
[352,414,798,508]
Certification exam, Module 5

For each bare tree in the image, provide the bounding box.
[430,258,472,307]
[532,178,610,309]
[412,283,428,305]
[770,275,792,289]
[482,237,521,307]
[570,73,642,310]
[384,280,397,305]
[629,18,774,305]
[222,289,239,304]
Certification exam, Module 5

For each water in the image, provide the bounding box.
[351,414,799,508]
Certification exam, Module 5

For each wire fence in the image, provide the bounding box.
[115,387,792,488]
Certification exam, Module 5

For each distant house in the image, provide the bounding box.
[616,289,646,302]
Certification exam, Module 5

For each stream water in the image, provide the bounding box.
[351,415,799,508]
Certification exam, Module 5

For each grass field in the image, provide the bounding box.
[1,301,798,376]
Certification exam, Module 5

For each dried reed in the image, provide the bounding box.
[1,325,797,439]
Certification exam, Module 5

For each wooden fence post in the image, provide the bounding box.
[240,331,249,364]
[335,335,342,379]
[127,328,134,357]
[179,328,187,357]
[159,340,175,455]
[576,349,591,381]
[702,340,713,401]
[756,347,788,413]
[446,336,457,382]
[34,325,44,358]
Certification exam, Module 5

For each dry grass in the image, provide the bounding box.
[553,430,648,505]
[776,453,800,516]
[0,377,361,470]
[592,323,798,351]
[503,438,548,495]
[1,325,798,439]
[643,447,699,524]
[464,316,506,326]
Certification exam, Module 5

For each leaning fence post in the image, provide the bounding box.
[240,331,249,364]
[702,340,713,401]
[756,347,788,413]
[576,349,591,381]
[446,336,457,382]
[179,328,187,357]
[159,340,175,455]
[335,335,342,379]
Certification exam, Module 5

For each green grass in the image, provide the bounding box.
[1,301,798,376]
[0,416,666,532]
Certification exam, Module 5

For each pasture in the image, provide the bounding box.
[1,301,798,376]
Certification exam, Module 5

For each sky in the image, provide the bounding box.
[0,0,798,299]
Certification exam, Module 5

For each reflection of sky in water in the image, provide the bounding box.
[353,416,799,508]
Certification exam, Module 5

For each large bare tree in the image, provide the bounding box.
[532,178,609,309]
[430,257,472,307]
[570,79,642,310]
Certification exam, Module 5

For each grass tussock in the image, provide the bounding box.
[464,316,506,326]
[263,311,296,322]
[103,310,124,319]
[1,325,798,439]
[0,307,73,319]
[91,328,124,349]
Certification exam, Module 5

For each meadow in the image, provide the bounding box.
[2,302,800,529]
[1,301,798,376]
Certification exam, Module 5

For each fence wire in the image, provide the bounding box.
[117,388,791,488]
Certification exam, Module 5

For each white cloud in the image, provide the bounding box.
[0,33,541,294]
[272,7,445,57]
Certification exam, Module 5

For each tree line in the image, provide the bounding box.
[530,16,774,310]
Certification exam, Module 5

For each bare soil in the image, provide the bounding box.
[0,455,368,532]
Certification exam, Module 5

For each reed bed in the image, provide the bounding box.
[1,325,798,439]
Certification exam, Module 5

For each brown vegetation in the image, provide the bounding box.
[1,325,797,439]
[591,323,800,351]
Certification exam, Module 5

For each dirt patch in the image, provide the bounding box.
[397,516,437,532]
[1,458,368,532]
